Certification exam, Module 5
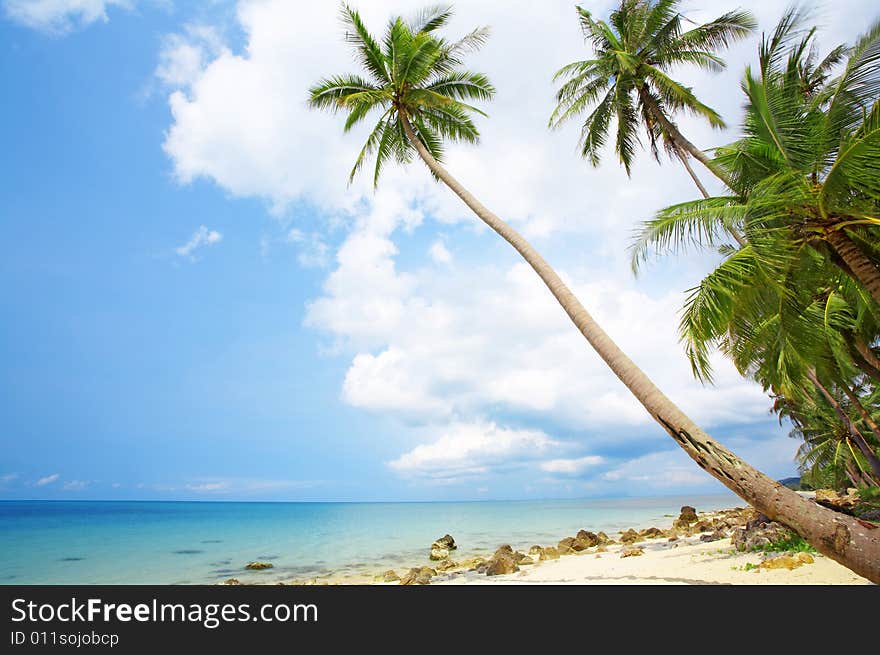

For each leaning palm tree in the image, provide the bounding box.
[550,0,756,199]
[309,4,880,582]
[632,10,880,304]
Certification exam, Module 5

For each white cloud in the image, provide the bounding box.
[0,473,18,485]
[540,456,604,475]
[156,24,227,90]
[35,473,59,486]
[287,228,329,268]
[601,451,712,489]
[310,223,769,431]
[388,421,563,481]
[428,240,452,265]
[62,479,90,490]
[3,0,132,33]
[157,0,873,489]
[175,224,222,260]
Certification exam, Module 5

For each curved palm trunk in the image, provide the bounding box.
[401,114,880,583]
[678,150,710,199]
[645,95,747,248]
[826,229,880,307]
[638,90,731,188]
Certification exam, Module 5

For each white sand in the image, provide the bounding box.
[432,534,872,585]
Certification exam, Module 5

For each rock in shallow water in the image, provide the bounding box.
[429,548,450,561]
[245,561,273,570]
[460,557,486,570]
[431,534,457,550]
[673,505,699,529]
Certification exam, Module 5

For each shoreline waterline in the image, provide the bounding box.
[1,493,744,585]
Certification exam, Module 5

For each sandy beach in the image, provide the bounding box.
[431,532,871,585]
[317,504,874,586]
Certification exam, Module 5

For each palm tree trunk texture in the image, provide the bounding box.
[807,369,880,483]
[826,229,880,307]
[401,113,880,583]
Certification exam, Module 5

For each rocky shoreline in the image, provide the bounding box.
[218,494,873,585]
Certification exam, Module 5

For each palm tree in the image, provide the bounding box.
[549,0,756,200]
[309,4,880,583]
[781,393,878,489]
[632,10,880,305]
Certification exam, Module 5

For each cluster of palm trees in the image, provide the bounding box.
[308,2,880,582]
[632,7,880,493]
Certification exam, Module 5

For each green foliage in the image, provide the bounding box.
[732,561,760,571]
[308,4,494,186]
[753,535,817,554]
[549,0,755,175]
[627,7,880,489]
[799,462,850,492]
[858,485,880,501]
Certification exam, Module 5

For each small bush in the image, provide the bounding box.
[857,486,880,502]
[754,535,817,554]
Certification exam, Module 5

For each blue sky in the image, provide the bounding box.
[1,0,875,502]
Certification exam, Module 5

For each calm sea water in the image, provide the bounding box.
[0,494,740,584]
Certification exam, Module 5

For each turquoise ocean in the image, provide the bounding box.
[0,493,740,584]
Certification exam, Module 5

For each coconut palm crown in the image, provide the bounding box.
[308,4,494,186]
[550,0,756,180]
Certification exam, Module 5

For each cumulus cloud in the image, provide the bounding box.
[175,224,222,260]
[35,473,60,486]
[309,220,769,431]
[157,0,871,490]
[156,24,227,90]
[62,479,90,490]
[3,0,132,33]
[388,421,563,481]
